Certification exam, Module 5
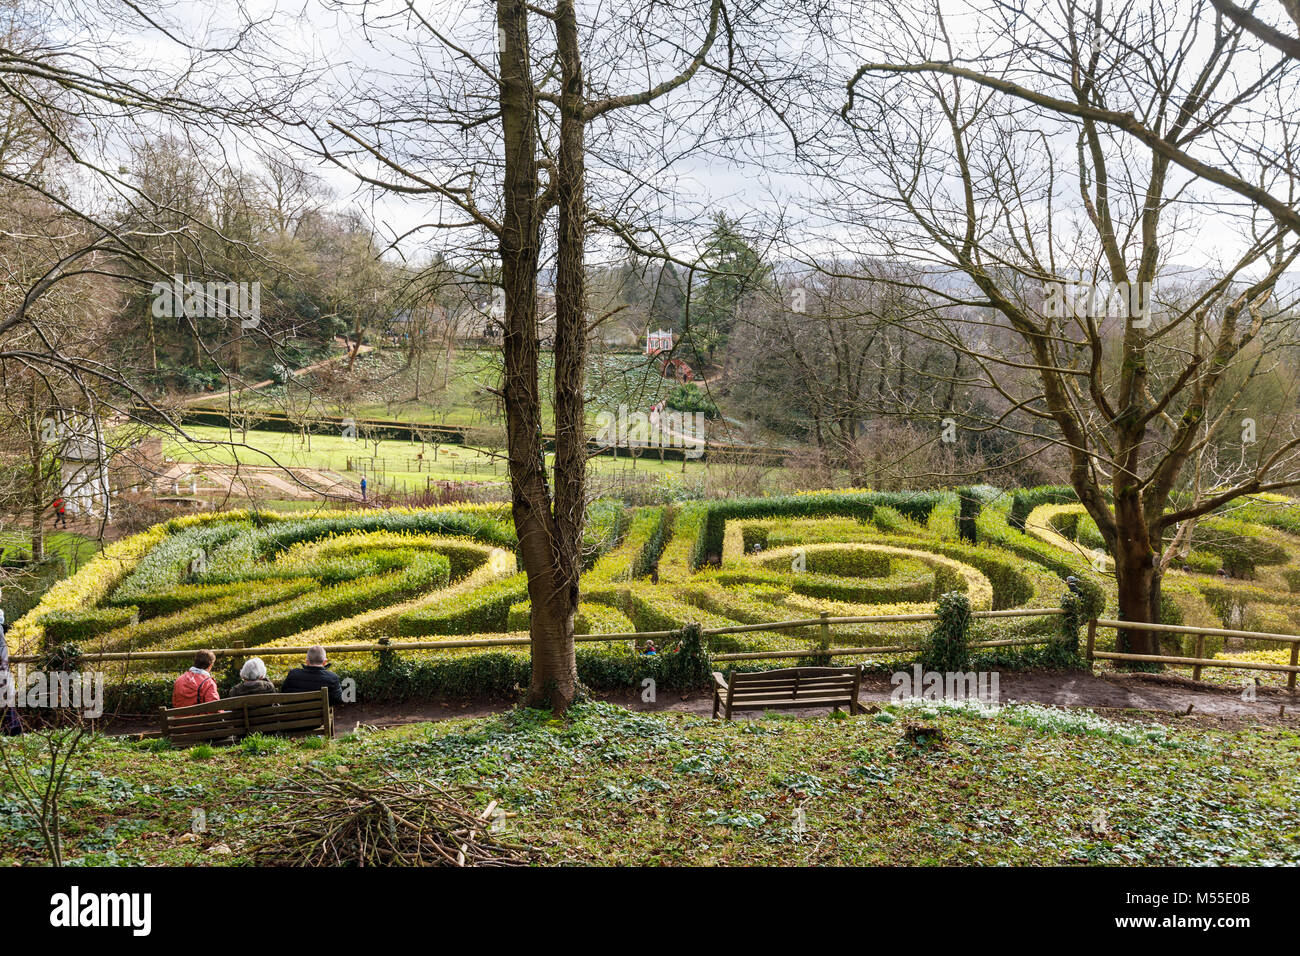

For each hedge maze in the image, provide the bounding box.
[12,488,1300,706]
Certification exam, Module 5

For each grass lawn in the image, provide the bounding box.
[0,530,102,573]
[162,424,713,488]
[189,349,680,429]
[4,700,1295,866]
[349,349,674,428]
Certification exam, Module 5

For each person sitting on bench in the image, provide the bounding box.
[281,645,343,705]
[229,657,276,697]
[173,650,220,708]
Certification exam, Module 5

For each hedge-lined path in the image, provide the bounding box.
[99,670,1299,738]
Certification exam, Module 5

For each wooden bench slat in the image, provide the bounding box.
[731,683,855,692]
[245,717,333,735]
[159,688,334,745]
[729,698,853,711]
[713,665,862,720]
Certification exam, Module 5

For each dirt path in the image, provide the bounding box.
[149,462,361,502]
[102,669,1300,737]
[180,338,372,406]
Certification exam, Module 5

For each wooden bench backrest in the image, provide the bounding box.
[159,689,332,745]
[728,666,860,706]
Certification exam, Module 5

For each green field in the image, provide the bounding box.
[0,531,101,573]
[193,348,690,429]
[163,424,711,492]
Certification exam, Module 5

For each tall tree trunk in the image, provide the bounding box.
[1111,490,1163,656]
[540,0,588,707]
[498,0,579,711]
[28,383,45,562]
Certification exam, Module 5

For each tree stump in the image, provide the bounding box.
[904,724,944,747]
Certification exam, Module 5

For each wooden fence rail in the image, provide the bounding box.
[1087,618,1300,691]
[14,604,1300,695]
[8,607,1065,666]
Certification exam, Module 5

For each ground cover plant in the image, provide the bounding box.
[0,700,1294,866]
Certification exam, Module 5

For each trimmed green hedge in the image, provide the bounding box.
[689,491,944,570]
[41,605,139,644]
[1193,518,1289,577]
[506,600,637,635]
[632,505,677,578]
[91,579,319,653]
[397,574,529,636]
[104,638,716,712]
[957,487,980,544]
[1009,485,1078,531]
[165,552,451,650]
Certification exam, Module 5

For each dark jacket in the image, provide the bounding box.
[229,678,277,698]
[281,665,343,705]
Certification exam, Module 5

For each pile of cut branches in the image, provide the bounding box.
[248,772,536,867]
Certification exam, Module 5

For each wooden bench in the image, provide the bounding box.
[158,689,334,746]
[712,665,862,719]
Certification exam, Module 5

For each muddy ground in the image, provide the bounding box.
[104,669,1300,737]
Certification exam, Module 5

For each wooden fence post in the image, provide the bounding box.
[1289,641,1298,693]
[818,611,831,665]
[1192,634,1205,682]
[1086,618,1097,663]
[229,640,246,679]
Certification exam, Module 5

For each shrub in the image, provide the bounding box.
[183,552,450,650]
[712,560,936,605]
[928,495,959,540]
[1056,588,1086,661]
[656,624,713,687]
[506,600,636,635]
[977,505,1110,605]
[6,526,167,652]
[1191,518,1289,578]
[41,606,139,645]
[90,579,317,654]
[1184,552,1222,574]
[665,383,721,419]
[689,490,944,570]
[623,587,737,634]
[0,558,66,625]
[582,501,632,570]
[113,522,249,602]
[632,505,676,578]
[397,574,529,635]
[248,509,516,558]
[956,488,980,544]
[755,543,993,610]
[585,507,669,584]
[919,591,972,672]
[1009,485,1078,531]
[758,547,890,578]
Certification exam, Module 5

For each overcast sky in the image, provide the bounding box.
[46,0,1300,286]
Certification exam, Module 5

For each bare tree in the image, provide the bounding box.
[832,0,1300,652]
[303,0,727,709]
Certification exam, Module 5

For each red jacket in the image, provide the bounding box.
[172,669,219,708]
